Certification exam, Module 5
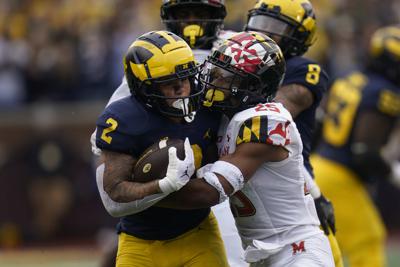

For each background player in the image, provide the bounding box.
[312,25,400,267]
[95,30,228,267]
[158,31,334,267]
[88,0,227,112]
[243,1,345,266]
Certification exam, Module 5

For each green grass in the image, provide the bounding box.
[0,242,399,267]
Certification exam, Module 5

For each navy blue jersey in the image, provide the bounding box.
[318,70,400,175]
[96,96,221,240]
[283,56,329,176]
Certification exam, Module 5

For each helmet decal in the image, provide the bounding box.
[200,31,285,113]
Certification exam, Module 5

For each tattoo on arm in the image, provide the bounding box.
[103,150,161,202]
[274,84,314,118]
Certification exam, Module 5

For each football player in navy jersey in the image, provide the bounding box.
[243,1,344,266]
[312,25,400,267]
[91,2,237,266]
[95,30,229,267]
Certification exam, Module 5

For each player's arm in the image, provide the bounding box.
[274,83,314,118]
[351,110,395,181]
[102,150,161,202]
[96,163,169,217]
[158,139,288,209]
[351,87,400,182]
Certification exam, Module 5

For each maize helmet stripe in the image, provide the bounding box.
[247,0,316,57]
[125,31,195,81]
[371,26,400,58]
[124,30,201,118]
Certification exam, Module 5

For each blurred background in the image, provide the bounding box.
[0,0,399,266]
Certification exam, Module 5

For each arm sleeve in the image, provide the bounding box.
[303,165,321,199]
[361,87,400,117]
[96,164,168,217]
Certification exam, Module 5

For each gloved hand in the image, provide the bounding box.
[314,193,336,235]
[158,138,195,193]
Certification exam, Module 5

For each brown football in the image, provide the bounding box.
[132,138,185,182]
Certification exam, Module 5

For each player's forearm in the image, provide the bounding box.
[102,150,161,202]
[157,179,221,209]
[97,164,168,216]
[105,180,162,203]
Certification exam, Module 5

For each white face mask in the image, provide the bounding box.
[172,98,196,123]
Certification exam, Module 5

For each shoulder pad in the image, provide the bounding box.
[234,103,292,146]
[284,56,329,104]
[362,75,400,116]
[95,97,151,154]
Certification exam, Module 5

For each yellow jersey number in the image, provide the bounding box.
[101,118,118,144]
[305,64,321,85]
[323,72,367,146]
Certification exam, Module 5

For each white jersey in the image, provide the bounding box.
[217,102,321,249]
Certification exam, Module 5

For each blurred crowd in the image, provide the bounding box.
[0,0,399,248]
[1,0,398,107]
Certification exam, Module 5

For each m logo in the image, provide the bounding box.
[291,241,306,255]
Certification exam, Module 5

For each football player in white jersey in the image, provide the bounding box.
[155,31,335,267]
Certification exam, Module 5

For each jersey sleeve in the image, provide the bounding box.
[283,58,329,104]
[361,87,400,117]
[95,109,141,156]
[236,115,291,146]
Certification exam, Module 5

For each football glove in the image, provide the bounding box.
[158,138,195,193]
[314,193,336,235]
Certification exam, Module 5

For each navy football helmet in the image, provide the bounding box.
[161,0,226,49]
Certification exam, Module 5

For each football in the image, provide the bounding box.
[132,138,185,182]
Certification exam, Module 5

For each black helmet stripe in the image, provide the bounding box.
[139,32,171,50]
[129,46,154,64]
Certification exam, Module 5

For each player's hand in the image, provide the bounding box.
[314,193,336,235]
[158,138,195,193]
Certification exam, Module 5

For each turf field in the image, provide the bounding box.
[0,241,399,267]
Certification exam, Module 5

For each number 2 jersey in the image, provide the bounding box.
[317,70,400,179]
[217,102,321,247]
[95,95,221,240]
